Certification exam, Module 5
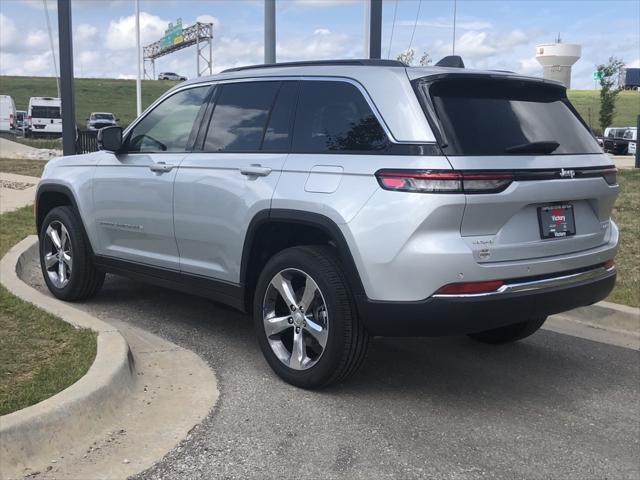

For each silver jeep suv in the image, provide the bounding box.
[36,59,618,388]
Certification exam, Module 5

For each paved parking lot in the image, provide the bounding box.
[26,265,640,480]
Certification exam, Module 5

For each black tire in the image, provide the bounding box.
[39,206,104,301]
[253,245,369,389]
[468,316,547,344]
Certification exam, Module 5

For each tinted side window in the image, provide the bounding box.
[262,81,298,152]
[203,81,280,152]
[127,86,209,153]
[292,81,388,153]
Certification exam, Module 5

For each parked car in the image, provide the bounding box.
[86,112,118,131]
[15,110,28,131]
[36,59,619,388]
[0,95,16,132]
[27,97,62,137]
[158,72,187,81]
[603,127,631,155]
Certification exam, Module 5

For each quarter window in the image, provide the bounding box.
[292,81,388,153]
[203,81,281,152]
[127,86,210,153]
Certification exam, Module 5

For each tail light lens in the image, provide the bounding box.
[9,113,13,128]
[601,168,617,186]
[604,259,615,270]
[376,170,513,194]
[435,280,505,295]
[28,115,32,127]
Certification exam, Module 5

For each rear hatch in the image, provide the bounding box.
[31,105,62,131]
[413,74,618,263]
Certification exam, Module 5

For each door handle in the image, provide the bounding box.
[149,162,175,173]
[240,165,272,177]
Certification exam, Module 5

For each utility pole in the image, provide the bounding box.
[264,0,276,64]
[369,0,382,59]
[135,0,142,117]
[452,0,457,55]
[57,0,76,155]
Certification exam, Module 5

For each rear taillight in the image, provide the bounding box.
[28,115,32,127]
[376,170,513,194]
[434,280,505,295]
[9,113,13,128]
[604,259,615,270]
[601,168,617,186]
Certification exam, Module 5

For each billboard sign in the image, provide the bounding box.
[159,18,184,51]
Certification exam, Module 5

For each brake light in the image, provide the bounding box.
[604,259,615,270]
[376,170,513,194]
[434,280,504,295]
[601,168,617,186]
[28,115,32,127]
[9,113,13,128]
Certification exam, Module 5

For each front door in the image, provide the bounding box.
[92,85,211,270]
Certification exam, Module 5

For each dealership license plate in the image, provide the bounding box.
[538,204,576,239]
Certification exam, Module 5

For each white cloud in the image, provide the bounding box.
[25,30,50,51]
[196,15,220,30]
[278,28,355,60]
[76,24,98,42]
[519,56,541,76]
[397,20,493,30]
[105,12,168,50]
[433,29,533,60]
[0,14,18,49]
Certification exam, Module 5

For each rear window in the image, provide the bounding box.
[417,77,601,156]
[31,106,61,119]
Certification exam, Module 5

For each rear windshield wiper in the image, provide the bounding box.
[505,141,560,154]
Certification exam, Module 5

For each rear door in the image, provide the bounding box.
[173,80,297,283]
[415,76,618,263]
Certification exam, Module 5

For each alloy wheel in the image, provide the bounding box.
[43,220,73,288]
[262,268,329,370]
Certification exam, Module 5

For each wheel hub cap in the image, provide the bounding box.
[43,220,72,288]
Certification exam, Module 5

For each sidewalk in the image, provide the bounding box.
[0,172,39,214]
[0,137,60,161]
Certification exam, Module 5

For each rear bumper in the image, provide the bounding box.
[356,264,616,336]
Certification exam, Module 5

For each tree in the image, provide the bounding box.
[396,49,415,66]
[419,52,432,66]
[597,56,625,133]
[396,49,432,67]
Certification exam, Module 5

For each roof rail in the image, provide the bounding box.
[435,55,465,68]
[221,59,407,73]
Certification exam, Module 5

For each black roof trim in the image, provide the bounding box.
[221,59,407,73]
[435,55,465,68]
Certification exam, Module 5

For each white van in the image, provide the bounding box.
[28,97,62,137]
[0,95,16,132]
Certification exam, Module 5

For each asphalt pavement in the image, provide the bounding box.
[26,263,640,480]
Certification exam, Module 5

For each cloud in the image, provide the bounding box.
[25,30,50,51]
[278,28,356,60]
[519,56,541,75]
[105,12,168,50]
[196,15,220,30]
[76,24,98,42]
[0,14,18,49]
[433,29,533,60]
[397,20,493,30]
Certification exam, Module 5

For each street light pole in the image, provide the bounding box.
[135,0,142,117]
[264,0,276,64]
[57,0,76,156]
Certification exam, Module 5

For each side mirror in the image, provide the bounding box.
[98,126,123,152]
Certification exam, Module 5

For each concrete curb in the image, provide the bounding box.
[0,236,136,476]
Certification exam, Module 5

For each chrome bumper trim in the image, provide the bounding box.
[433,265,616,299]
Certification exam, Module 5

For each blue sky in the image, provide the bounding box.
[1,0,638,89]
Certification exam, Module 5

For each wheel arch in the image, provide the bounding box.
[241,209,365,311]
[36,184,95,254]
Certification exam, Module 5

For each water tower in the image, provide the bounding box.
[535,37,581,88]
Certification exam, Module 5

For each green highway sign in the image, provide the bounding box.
[593,71,602,81]
[160,18,184,51]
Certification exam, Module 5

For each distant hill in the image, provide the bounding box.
[0,76,638,134]
[0,76,178,128]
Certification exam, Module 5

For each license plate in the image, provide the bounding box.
[538,204,576,239]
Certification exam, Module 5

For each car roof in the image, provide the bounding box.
[161,60,559,144]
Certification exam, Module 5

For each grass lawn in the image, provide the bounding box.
[0,157,48,177]
[0,206,96,416]
[0,76,178,129]
[609,170,640,307]
[567,90,640,136]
